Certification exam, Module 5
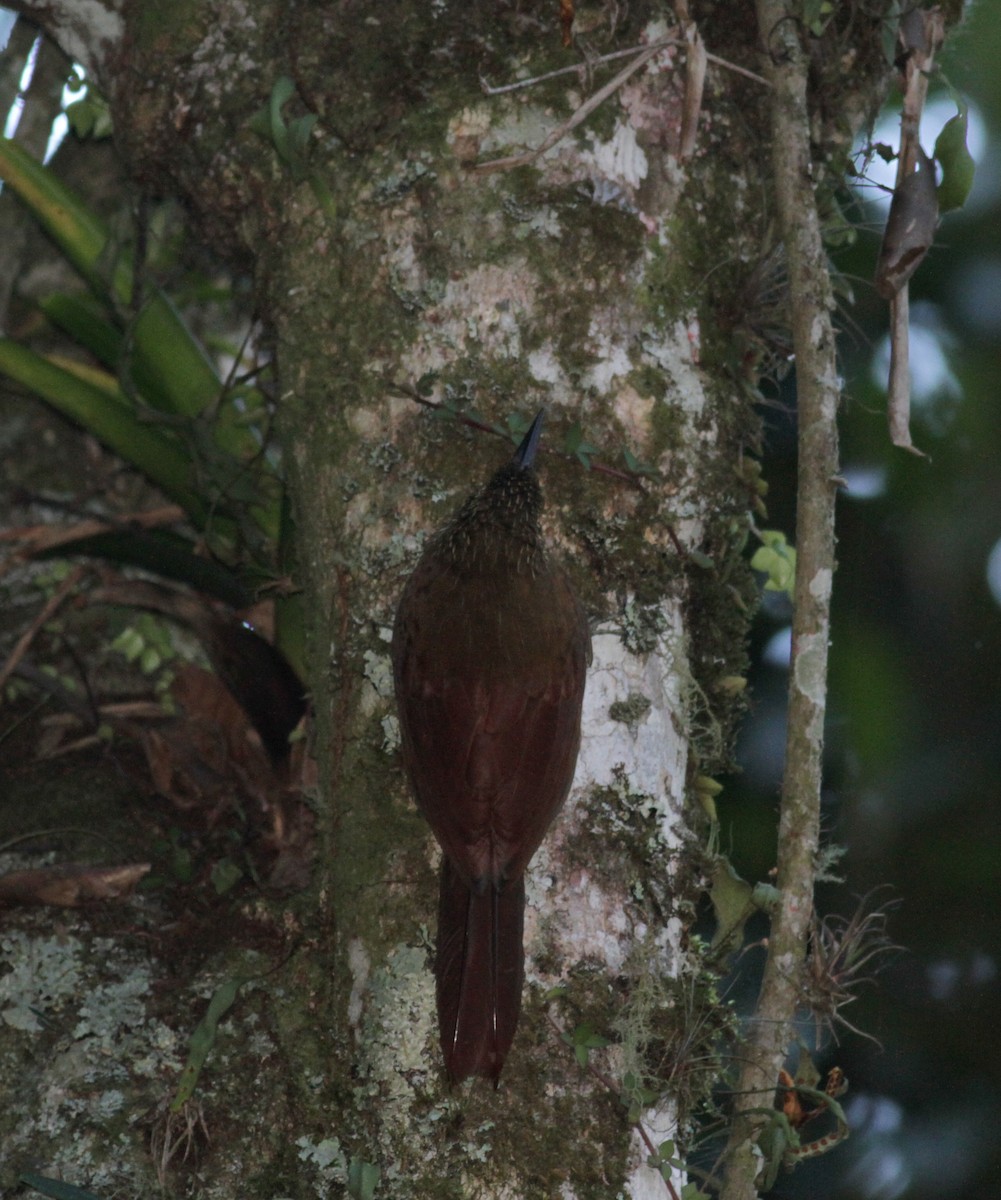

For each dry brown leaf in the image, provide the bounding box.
[0,862,151,908]
[874,147,938,300]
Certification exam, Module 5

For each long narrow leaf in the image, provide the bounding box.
[19,1174,103,1200]
[0,338,207,525]
[41,289,273,480]
[0,140,281,542]
[0,138,220,420]
[38,293,281,542]
[171,976,245,1111]
[38,293,122,371]
[36,528,254,609]
[40,290,225,430]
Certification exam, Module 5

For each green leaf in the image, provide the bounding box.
[879,8,899,64]
[65,89,113,140]
[211,858,244,895]
[750,882,782,912]
[347,1158,381,1200]
[750,529,797,597]
[681,1183,712,1200]
[505,410,534,442]
[708,857,756,953]
[36,528,253,609]
[171,976,245,1110]
[251,77,320,186]
[562,1020,610,1068]
[0,138,222,420]
[286,114,318,179]
[139,646,162,674]
[164,832,195,883]
[562,422,600,468]
[803,0,834,35]
[621,1070,660,1121]
[622,447,659,478]
[687,549,715,570]
[934,107,975,213]
[0,339,207,524]
[0,142,282,541]
[19,1174,103,1200]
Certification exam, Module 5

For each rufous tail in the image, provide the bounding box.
[435,858,525,1084]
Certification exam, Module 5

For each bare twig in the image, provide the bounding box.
[383,377,654,490]
[480,38,768,97]
[480,39,678,94]
[473,42,666,174]
[0,565,84,693]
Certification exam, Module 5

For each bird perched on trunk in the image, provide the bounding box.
[392,412,589,1083]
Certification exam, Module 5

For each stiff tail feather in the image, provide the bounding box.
[435,859,525,1084]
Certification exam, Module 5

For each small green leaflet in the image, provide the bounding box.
[803,0,834,36]
[934,104,975,213]
[347,1158,381,1200]
[562,1020,610,1068]
[562,422,600,468]
[622,447,659,479]
[750,530,796,597]
[171,976,246,1111]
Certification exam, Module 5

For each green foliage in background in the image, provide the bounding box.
[0,137,300,667]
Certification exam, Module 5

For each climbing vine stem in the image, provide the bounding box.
[720,3,841,1197]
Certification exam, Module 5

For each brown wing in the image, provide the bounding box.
[393,560,588,886]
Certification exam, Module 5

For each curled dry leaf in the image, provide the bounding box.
[874,147,938,300]
[0,861,151,908]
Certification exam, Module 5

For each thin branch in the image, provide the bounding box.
[0,565,85,693]
[383,377,654,490]
[720,3,842,1196]
[473,42,666,174]
[480,39,677,94]
[481,37,770,96]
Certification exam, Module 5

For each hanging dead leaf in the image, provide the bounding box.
[875,147,938,300]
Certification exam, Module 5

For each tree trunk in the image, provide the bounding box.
[2,2,896,1195]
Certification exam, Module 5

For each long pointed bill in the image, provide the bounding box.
[513,410,545,470]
